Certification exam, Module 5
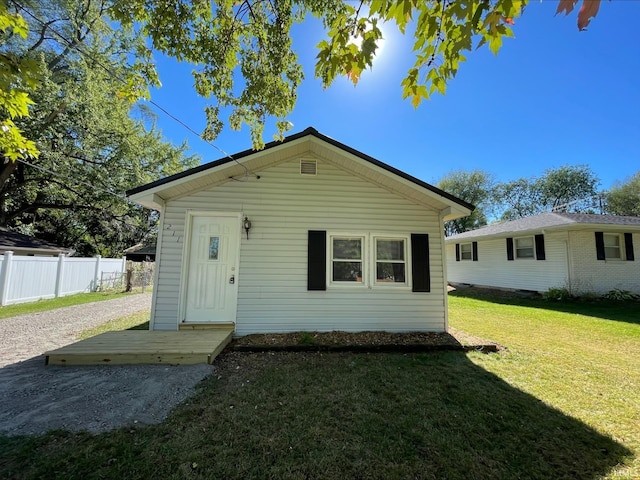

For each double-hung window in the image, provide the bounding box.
[374,237,408,285]
[327,234,411,287]
[603,233,622,259]
[460,243,472,261]
[515,236,535,259]
[331,236,365,284]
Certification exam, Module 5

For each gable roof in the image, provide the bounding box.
[127,127,474,219]
[0,229,71,255]
[447,212,640,242]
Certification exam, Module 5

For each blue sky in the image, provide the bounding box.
[147,1,640,191]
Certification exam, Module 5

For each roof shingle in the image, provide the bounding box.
[447,212,640,241]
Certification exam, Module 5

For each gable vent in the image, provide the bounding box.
[300,159,317,175]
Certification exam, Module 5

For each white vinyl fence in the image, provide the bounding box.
[0,252,126,306]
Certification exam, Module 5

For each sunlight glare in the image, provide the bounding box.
[349,23,387,65]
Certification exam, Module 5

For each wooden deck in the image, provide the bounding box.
[44,328,234,366]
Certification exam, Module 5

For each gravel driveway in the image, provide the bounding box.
[0,294,213,436]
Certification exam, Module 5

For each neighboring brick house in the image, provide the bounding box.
[445,213,640,295]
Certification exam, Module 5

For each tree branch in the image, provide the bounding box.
[6,202,94,223]
[28,19,59,52]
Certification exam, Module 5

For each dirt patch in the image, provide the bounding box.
[231,329,504,353]
[449,284,541,299]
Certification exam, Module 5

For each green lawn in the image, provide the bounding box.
[447,289,640,479]
[0,292,638,479]
[77,311,150,340]
[0,291,138,320]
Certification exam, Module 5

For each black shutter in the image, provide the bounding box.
[472,241,478,261]
[535,234,546,260]
[411,234,430,292]
[624,233,635,261]
[307,230,326,290]
[455,243,460,261]
[595,232,605,260]
[506,238,514,261]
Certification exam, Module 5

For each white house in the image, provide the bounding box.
[127,127,473,335]
[446,212,640,295]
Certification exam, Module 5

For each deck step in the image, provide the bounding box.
[179,322,236,331]
[44,329,233,366]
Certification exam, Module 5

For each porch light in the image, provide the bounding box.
[243,216,252,239]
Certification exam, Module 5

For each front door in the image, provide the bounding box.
[184,214,240,323]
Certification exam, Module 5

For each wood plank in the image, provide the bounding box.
[44,329,233,366]
[46,352,211,366]
[180,322,236,331]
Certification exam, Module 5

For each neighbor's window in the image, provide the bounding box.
[515,236,535,259]
[375,237,407,284]
[331,236,364,283]
[604,233,622,259]
[460,243,473,261]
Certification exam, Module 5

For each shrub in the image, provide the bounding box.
[542,287,573,302]
[603,289,640,302]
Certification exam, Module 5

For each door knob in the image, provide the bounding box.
[229,275,235,284]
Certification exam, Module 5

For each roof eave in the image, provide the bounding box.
[128,192,166,211]
[441,206,473,222]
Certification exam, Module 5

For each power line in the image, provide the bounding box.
[13,2,258,179]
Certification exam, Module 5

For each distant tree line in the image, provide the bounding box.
[438,166,640,236]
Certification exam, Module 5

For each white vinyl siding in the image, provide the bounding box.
[151,157,446,334]
[446,232,569,293]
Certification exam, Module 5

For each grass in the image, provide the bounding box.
[76,311,150,340]
[0,290,146,320]
[0,292,638,479]
[448,289,640,479]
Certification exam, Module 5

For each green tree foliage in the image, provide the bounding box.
[1,0,198,255]
[437,169,494,236]
[536,165,600,212]
[0,0,39,161]
[2,0,606,156]
[492,178,541,221]
[606,171,640,217]
[494,165,601,221]
[107,0,604,148]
